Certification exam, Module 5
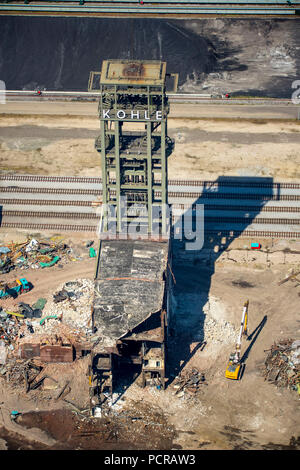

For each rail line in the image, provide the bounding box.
[173,204,300,213]
[0,198,93,207]
[169,193,300,201]
[1,174,300,190]
[1,198,299,214]
[2,210,299,226]
[1,187,299,201]
[1,175,299,238]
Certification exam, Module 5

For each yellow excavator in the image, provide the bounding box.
[225,300,249,380]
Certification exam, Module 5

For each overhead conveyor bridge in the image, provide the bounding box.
[0,1,299,16]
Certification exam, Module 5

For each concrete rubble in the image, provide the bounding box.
[43,279,94,334]
[202,297,237,345]
[0,278,94,374]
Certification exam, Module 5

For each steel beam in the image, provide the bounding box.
[0,4,297,15]
[147,122,153,233]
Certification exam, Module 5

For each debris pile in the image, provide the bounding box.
[202,297,237,344]
[42,279,94,334]
[0,297,48,350]
[0,278,94,366]
[202,316,237,344]
[0,358,69,397]
[264,339,300,394]
[0,310,21,349]
[15,314,91,354]
[173,368,207,397]
[0,358,41,389]
[0,237,80,273]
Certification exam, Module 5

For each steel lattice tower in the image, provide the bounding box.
[95,60,174,239]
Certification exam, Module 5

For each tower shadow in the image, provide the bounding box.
[166,176,275,385]
[242,315,268,363]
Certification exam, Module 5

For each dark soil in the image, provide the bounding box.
[0,406,175,450]
[0,17,216,91]
[0,17,298,97]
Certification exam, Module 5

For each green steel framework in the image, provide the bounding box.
[95,60,174,238]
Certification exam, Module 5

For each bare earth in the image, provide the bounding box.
[0,107,300,181]
[0,103,299,450]
[0,235,299,450]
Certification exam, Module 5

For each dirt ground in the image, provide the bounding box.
[0,105,299,451]
[0,229,299,451]
[0,112,300,181]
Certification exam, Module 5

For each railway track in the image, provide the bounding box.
[1,174,300,190]
[1,187,300,201]
[1,198,300,213]
[0,175,299,238]
[2,209,300,226]
[170,193,300,201]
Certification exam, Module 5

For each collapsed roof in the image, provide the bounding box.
[93,239,169,350]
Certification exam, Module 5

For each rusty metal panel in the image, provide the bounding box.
[97,355,111,370]
[100,60,166,86]
[19,343,40,359]
[40,344,74,363]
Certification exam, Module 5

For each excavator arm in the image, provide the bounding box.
[225,300,249,380]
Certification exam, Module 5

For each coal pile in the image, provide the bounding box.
[264,339,300,394]
[0,18,299,97]
[0,17,217,91]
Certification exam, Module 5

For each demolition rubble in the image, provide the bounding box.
[0,236,96,275]
[263,339,300,394]
[172,367,207,398]
[0,236,98,373]
[0,237,70,274]
[0,277,94,374]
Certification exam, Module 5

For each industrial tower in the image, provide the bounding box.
[95,59,174,238]
[88,61,176,412]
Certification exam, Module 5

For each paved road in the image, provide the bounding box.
[1,124,300,145]
[1,101,299,120]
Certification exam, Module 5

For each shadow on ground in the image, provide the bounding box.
[166,175,275,385]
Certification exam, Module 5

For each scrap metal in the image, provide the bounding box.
[264,338,300,393]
